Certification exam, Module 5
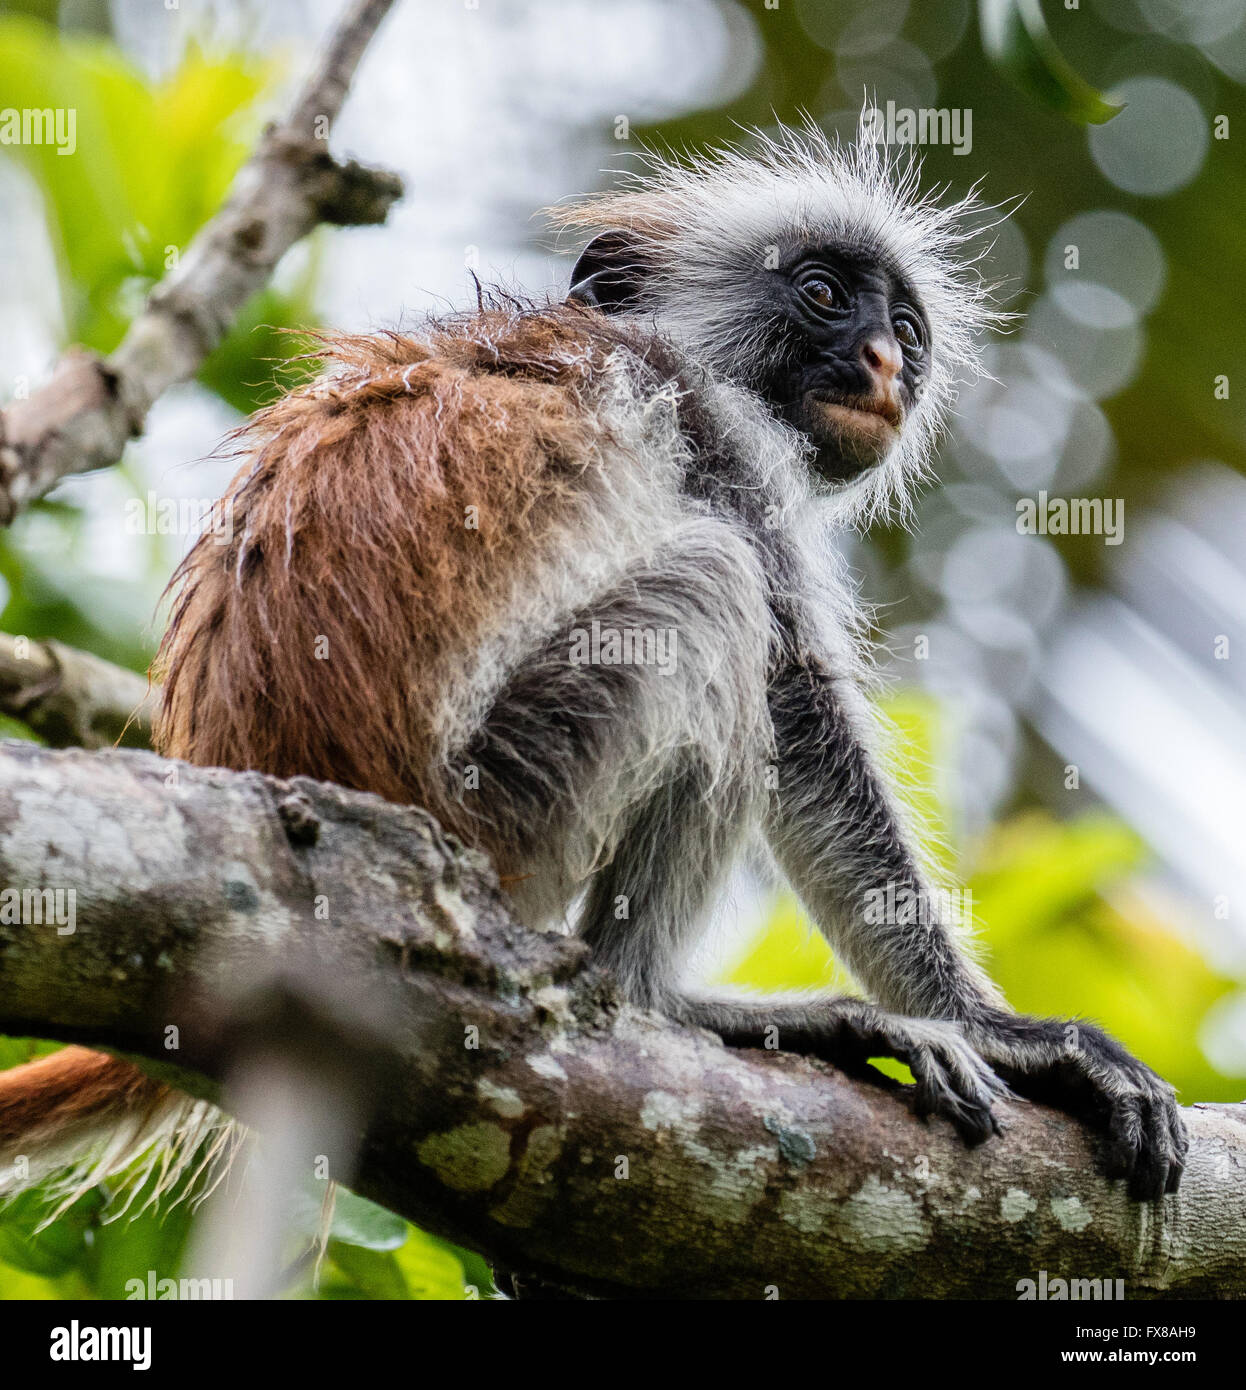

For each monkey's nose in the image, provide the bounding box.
[861,334,903,388]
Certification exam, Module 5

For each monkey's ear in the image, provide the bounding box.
[566,231,646,313]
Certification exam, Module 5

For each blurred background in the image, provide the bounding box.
[0,0,1243,1298]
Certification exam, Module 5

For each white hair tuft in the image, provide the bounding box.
[551,122,1010,524]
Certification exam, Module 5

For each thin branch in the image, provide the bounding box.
[288,0,397,135]
[0,0,402,523]
[0,743,1241,1299]
[0,633,155,749]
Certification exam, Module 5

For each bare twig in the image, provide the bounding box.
[0,0,402,523]
[0,632,155,749]
[0,743,1241,1299]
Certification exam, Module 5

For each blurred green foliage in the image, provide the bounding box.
[979,0,1124,123]
[0,14,318,672]
[0,15,315,384]
[717,695,1244,1105]
[0,1154,492,1300]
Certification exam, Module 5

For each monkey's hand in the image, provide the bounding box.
[778,1001,1010,1147]
[837,1008,1010,1146]
[683,997,1007,1143]
[965,1012,1187,1200]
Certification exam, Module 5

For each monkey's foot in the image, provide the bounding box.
[818,1005,1009,1147]
[688,996,1008,1146]
[966,1012,1188,1201]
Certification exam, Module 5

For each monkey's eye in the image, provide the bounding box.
[893,313,924,352]
[798,272,848,315]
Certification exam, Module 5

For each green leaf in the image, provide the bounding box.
[454,1242,496,1300]
[0,18,312,416]
[0,1258,84,1299]
[325,1243,411,1300]
[390,1227,472,1300]
[0,1189,101,1277]
[285,1183,408,1252]
[979,0,1123,125]
[314,1225,473,1300]
[78,1186,197,1300]
[326,1189,409,1250]
[0,1036,61,1070]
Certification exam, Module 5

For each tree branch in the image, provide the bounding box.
[0,0,402,524]
[0,633,155,749]
[0,743,1241,1299]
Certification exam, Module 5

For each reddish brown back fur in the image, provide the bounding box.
[153,305,614,817]
[0,1048,167,1146]
[1,305,628,1159]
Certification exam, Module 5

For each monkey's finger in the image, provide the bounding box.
[1141,1086,1186,1199]
[907,1046,997,1146]
[1103,1090,1145,1183]
[1127,1094,1169,1201]
[938,1049,1006,1143]
[950,1096,999,1147]
[1164,1142,1185,1194]
[903,1045,940,1119]
[944,1045,1012,1103]
[1163,1101,1188,1195]
[906,1047,978,1133]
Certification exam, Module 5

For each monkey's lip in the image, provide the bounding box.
[806,395,902,446]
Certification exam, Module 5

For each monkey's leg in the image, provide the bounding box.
[578,771,1006,1147]
[766,652,1187,1199]
[448,517,774,931]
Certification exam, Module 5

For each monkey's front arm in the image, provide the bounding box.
[764,652,1187,1200]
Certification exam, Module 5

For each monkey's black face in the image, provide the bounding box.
[565,228,931,487]
[759,248,931,484]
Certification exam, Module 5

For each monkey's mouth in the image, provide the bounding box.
[803,392,902,478]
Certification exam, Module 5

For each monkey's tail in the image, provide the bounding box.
[0,1048,231,1215]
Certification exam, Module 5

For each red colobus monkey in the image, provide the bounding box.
[0,130,1184,1203]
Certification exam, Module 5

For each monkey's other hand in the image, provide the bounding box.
[967,1013,1187,1201]
[819,1005,1009,1147]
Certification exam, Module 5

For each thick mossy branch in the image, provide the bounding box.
[0,743,1241,1298]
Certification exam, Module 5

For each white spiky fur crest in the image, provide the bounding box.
[551,122,1006,524]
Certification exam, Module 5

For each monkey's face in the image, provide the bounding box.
[761,248,931,486]
[566,225,939,495]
